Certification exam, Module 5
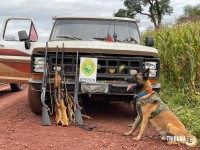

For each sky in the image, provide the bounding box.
[0,0,199,41]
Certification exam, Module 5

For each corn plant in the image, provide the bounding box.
[144,22,200,143]
[143,22,200,90]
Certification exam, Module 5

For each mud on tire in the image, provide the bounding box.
[28,85,42,115]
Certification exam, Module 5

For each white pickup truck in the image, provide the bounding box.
[0,17,39,91]
[28,16,160,115]
[0,16,160,116]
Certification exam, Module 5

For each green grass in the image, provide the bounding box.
[158,76,200,142]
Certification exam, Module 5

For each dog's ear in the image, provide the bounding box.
[143,68,150,80]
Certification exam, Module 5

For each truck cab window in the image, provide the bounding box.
[4,19,31,41]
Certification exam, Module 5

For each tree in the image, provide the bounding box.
[115,0,173,28]
[184,3,200,16]
[177,3,200,23]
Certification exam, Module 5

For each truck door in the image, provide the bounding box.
[0,17,38,84]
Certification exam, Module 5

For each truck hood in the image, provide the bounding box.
[33,41,159,57]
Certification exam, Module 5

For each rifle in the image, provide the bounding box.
[41,42,51,126]
[61,44,76,123]
[60,43,69,125]
[54,46,60,125]
[74,51,83,125]
[54,45,69,126]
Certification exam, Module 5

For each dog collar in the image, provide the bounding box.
[135,89,153,100]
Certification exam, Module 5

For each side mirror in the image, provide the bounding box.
[18,30,28,41]
[145,36,154,47]
[18,30,31,49]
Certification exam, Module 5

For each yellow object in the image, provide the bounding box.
[54,74,69,126]
[55,103,62,125]
[119,64,126,74]
[60,100,69,126]
[108,68,116,74]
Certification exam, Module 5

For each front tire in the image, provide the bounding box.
[10,83,23,92]
[28,85,42,115]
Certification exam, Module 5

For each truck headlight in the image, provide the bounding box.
[149,70,157,77]
[144,61,157,77]
[144,62,157,70]
[34,65,44,72]
[34,57,45,65]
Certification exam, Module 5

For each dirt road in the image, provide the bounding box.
[0,84,198,150]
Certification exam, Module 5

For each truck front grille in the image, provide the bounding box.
[32,53,159,80]
[49,54,142,79]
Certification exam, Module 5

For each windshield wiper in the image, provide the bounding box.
[56,35,82,40]
[92,37,106,41]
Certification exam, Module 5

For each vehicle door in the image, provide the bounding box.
[0,17,38,84]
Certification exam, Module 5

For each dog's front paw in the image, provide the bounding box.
[132,136,141,141]
[123,132,132,136]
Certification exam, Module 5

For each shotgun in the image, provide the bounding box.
[61,43,76,123]
[41,42,51,126]
[54,46,61,125]
[54,45,69,126]
[74,51,83,125]
[59,43,69,126]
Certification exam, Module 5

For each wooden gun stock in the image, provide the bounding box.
[60,100,69,126]
[65,95,76,123]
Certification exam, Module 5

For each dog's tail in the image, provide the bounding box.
[185,134,198,147]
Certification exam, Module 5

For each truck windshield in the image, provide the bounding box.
[50,19,141,44]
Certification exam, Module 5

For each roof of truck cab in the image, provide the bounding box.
[52,16,139,23]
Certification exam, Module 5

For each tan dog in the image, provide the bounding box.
[124,68,198,147]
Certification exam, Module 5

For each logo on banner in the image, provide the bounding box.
[81,58,95,76]
[79,57,97,83]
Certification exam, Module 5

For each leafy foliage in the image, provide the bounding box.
[178,3,200,23]
[143,22,200,90]
[184,3,200,16]
[115,0,173,28]
[142,21,200,143]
